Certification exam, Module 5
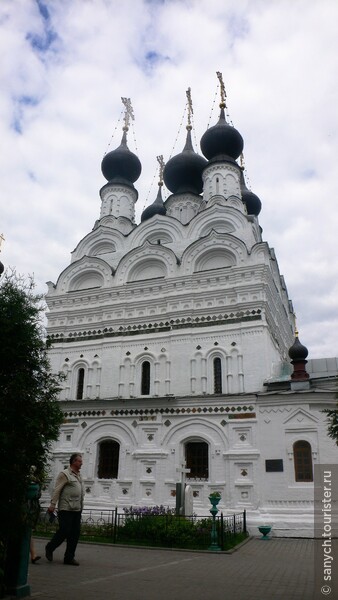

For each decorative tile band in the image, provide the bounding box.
[228,413,256,419]
[63,405,255,418]
[48,311,262,344]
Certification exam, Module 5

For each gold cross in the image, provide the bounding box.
[0,233,5,252]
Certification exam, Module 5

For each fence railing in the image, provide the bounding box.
[37,507,247,551]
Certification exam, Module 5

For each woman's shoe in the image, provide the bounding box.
[31,556,41,564]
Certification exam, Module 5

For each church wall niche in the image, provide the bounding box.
[139,481,155,501]
[88,241,116,256]
[224,452,259,508]
[194,248,236,272]
[60,362,71,400]
[88,359,101,399]
[198,219,235,236]
[225,172,240,196]
[187,202,248,240]
[56,256,112,294]
[130,213,184,246]
[128,259,167,282]
[181,232,247,276]
[71,226,125,263]
[225,195,244,211]
[60,426,75,448]
[231,427,253,448]
[68,271,105,291]
[143,232,173,245]
[232,458,256,507]
[115,243,178,285]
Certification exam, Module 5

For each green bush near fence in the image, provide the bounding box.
[118,515,201,548]
[118,518,247,550]
[35,506,248,551]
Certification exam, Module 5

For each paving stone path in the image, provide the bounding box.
[27,537,319,599]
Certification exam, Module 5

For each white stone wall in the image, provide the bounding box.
[44,144,337,536]
[41,390,338,537]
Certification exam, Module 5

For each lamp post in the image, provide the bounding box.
[4,483,40,598]
[208,494,221,551]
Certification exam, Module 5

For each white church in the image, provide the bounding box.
[44,77,337,536]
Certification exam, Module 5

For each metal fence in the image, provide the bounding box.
[37,507,246,550]
[38,508,115,537]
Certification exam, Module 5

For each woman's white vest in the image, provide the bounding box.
[58,468,84,511]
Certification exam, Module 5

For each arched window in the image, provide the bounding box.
[76,368,85,400]
[293,440,313,482]
[213,357,222,393]
[141,361,150,395]
[97,440,120,479]
[185,441,209,480]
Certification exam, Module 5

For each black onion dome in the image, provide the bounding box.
[141,184,167,222]
[101,130,141,184]
[200,107,244,161]
[0,261,4,276]
[163,128,207,195]
[240,170,262,216]
[288,336,309,361]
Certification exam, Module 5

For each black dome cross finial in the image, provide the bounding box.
[121,97,134,131]
[200,75,244,162]
[186,87,193,130]
[101,97,141,185]
[239,155,262,216]
[288,323,310,381]
[141,155,167,222]
[163,88,207,195]
[216,71,227,108]
[157,154,165,185]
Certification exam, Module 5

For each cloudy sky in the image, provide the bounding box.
[1,0,337,359]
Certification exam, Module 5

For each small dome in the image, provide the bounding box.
[101,130,141,184]
[288,336,309,361]
[141,184,167,222]
[0,261,4,276]
[200,107,243,161]
[240,170,262,216]
[163,128,207,195]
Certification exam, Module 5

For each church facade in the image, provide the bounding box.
[44,86,337,536]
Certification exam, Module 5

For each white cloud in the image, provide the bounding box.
[1,0,337,358]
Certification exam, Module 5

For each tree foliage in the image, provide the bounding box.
[0,271,64,539]
[324,402,338,445]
